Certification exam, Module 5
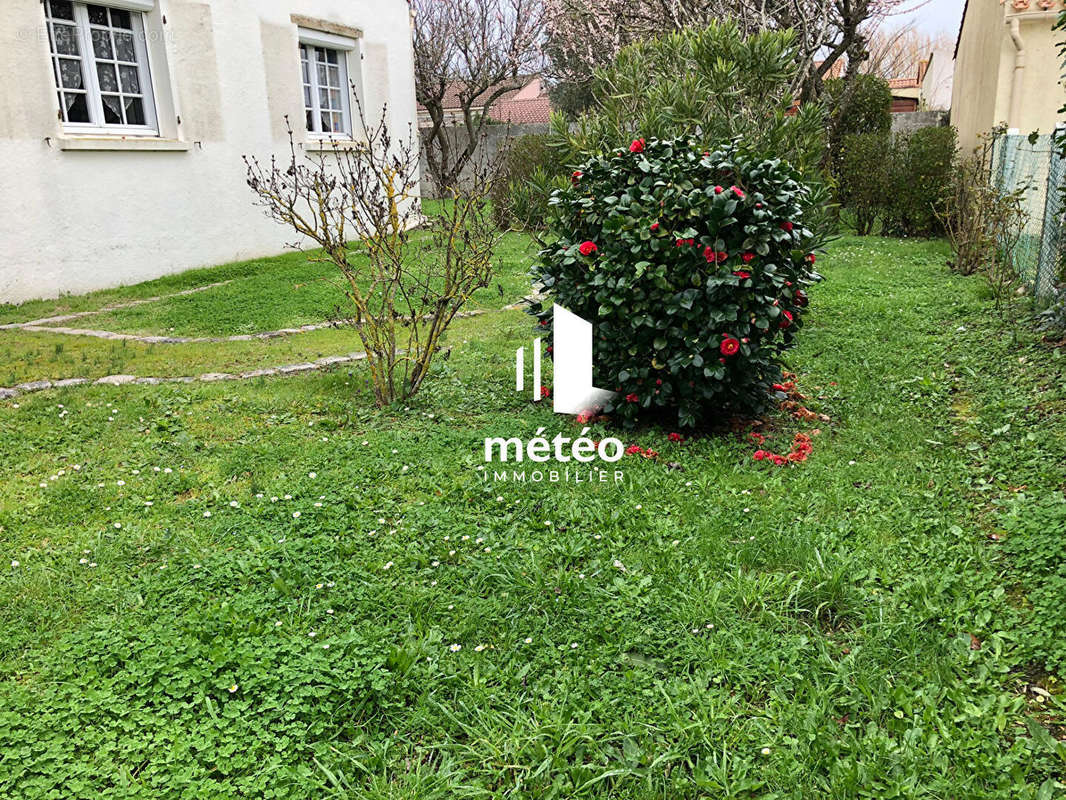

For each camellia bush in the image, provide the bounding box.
[530,137,824,428]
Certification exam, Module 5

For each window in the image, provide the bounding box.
[299,43,351,137]
[44,0,157,134]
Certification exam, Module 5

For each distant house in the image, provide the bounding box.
[0,0,420,303]
[951,0,1066,152]
[887,62,928,112]
[417,76,552,127]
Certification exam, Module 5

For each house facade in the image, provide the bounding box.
[951,0,1066,153]
[0,0,419,303]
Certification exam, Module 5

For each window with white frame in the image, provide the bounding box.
[43,0,158,134]
[298,28,358,137]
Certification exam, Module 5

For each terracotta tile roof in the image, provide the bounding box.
[888,76,920,89]
[489,96,553,124]
[816,59,844,79]
[417,77,531,113]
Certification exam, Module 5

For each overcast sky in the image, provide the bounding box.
[897,0,967,38]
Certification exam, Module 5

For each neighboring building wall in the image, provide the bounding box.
[0,0,418,303]
[920,49,954,111]
[951,1,1066,154]
[891,110,950,135]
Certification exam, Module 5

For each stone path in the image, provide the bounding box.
[0,352,369,400]
[0,277,533,400]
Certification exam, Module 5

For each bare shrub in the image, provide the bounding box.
[244,102,501,405]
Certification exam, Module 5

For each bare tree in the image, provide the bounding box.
[863,23,951,81]
[543,0,926,107]
[413,0,545,194]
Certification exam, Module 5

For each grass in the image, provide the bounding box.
[0,235,1064,798]
[0,232,534,336]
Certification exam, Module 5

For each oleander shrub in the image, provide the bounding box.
[530,137,825,428]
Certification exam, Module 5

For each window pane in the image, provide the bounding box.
[63,92,91,123]
[306,109,315,132]
[327,66,341,89]
[109,9,132,29]
[320,112,332,133]
[47,1,76,21]
[303,85,311,106]
[101,94,123,124]
[52,23,80,56]
[317,63,328,86]
[87,5,108,25]
[58,58,83,89]
[124,97,145,125]
[91,29,113,59]
[113,31,136,62]
[119,64,139,93]
[97,62,118,92]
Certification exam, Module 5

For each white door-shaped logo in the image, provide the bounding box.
[515,304,616,414]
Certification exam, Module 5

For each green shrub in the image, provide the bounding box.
[824,75,893,140]
[839,132,891,235]
[837,125,957,238]
[884,126,958,237]
[530,137,824,428]
[824,74,892,183]
[490,133,566,230]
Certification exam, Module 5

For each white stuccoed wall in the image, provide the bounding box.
[0,0,419,303]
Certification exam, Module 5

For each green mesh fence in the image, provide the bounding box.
[991,133,1065,301]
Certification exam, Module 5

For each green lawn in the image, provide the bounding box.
[0,235,1064,798]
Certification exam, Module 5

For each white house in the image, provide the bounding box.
[0,0,419,303]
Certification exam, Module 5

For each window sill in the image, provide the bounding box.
[56,136,191,152]
[302,138,365,153]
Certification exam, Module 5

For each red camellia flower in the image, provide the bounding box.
[795,289,808,307]
[539,319,548,326]
[676,239,684,247]
[805,253,816,263]
[731,185,746,199]
[625,393,639,403]
[741,252,755,263]
[578,240,598,256]
[650,222,659,232]
[571,170,582,184]
[720,337,740,357]
[752,450,767,461]
[625,444,643,455]
[629,138,645,153]
[667,432,684,443]
[540,386,551,399]
[779,310,793,329]
[714,185,724,194]
[642,449,659,459]
[771,454,787,466]
[717,251,728,263]
[780,221,794,232]
[733,270,751,279]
